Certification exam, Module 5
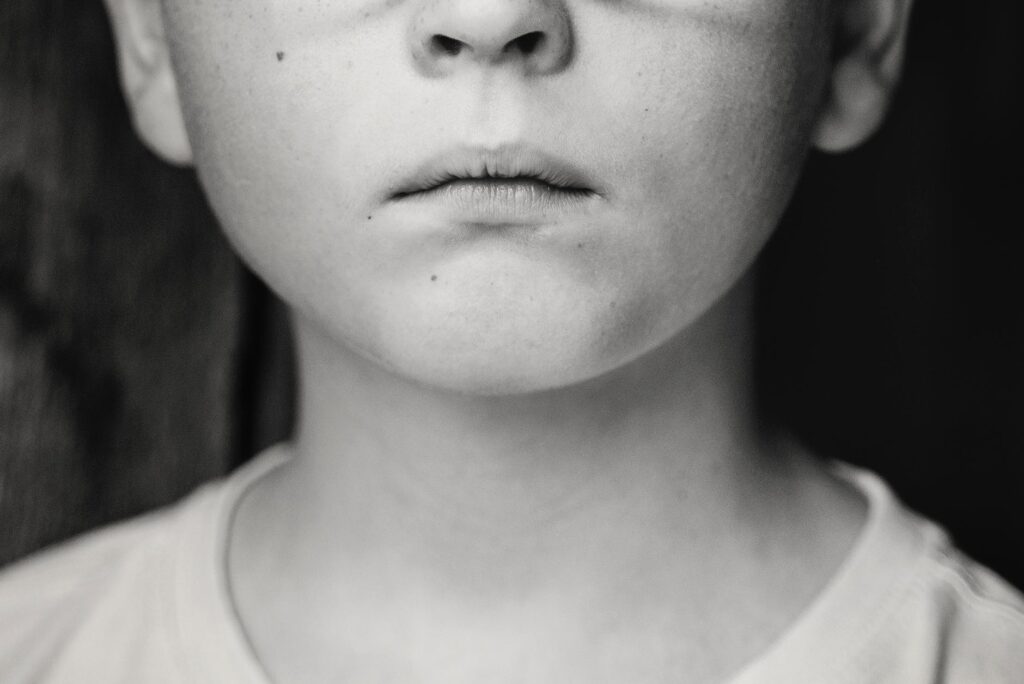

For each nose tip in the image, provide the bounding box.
[409,0,574,77]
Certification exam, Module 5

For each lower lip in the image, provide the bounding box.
[392,180,600,224]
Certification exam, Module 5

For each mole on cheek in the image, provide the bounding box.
[276,51,285,61]
[431,275,438,282]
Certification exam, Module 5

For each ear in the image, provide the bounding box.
[812,0,915,153]
[103,0,192,165]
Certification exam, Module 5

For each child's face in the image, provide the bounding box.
[161,1,833,394]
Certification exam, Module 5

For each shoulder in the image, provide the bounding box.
[788,461,1024,684]
[842,478,1024,684]
[0,489,214,683]
[0,447,288,684]
[902,545,1024,682]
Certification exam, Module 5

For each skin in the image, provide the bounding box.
[160,0,833,395]
[105,0,909,680]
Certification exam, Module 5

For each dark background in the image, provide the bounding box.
[1,0,1021,587]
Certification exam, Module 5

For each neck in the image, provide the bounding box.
[241,275,801,596]
[228,274,869,681]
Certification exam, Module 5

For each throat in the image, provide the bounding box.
[228,440,867,684]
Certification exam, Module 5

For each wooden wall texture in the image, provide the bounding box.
[0,1,277,566]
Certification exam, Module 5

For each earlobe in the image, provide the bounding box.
[812,0,915,154]
[104,0,192,166]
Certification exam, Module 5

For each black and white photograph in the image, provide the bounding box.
[1,0,1022,681]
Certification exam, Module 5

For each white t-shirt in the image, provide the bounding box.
[1,445,1023,683]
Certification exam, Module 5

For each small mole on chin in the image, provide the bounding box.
[276,51,285,62]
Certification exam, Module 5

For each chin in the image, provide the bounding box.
[365,295,668,397]
[390,349,611,397]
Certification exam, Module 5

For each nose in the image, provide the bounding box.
[409,0,574,77]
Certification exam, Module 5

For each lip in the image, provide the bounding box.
[387,143,605,223]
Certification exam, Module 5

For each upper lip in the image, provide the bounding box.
[388,143,603,199]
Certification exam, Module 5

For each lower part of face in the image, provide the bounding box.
[163,0,831,395]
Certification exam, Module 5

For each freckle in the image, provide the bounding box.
[276,51,285,62]
[577,243,583,248]
[367,215,372,220]
[431,275,438,282]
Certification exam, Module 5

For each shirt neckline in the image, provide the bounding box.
[171,445,290,684]
[724,460,947,683]
[174,446,947,684]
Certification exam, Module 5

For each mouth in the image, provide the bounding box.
[386,144,604,223]
[389,143,602,198]
[392,173,596,200]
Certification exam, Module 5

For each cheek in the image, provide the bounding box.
[592,8,827,207]
[576,8,828,313]
[164,6,393,309]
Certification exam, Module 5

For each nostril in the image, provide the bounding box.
[505,31,545,56]
[430,34,465,57]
